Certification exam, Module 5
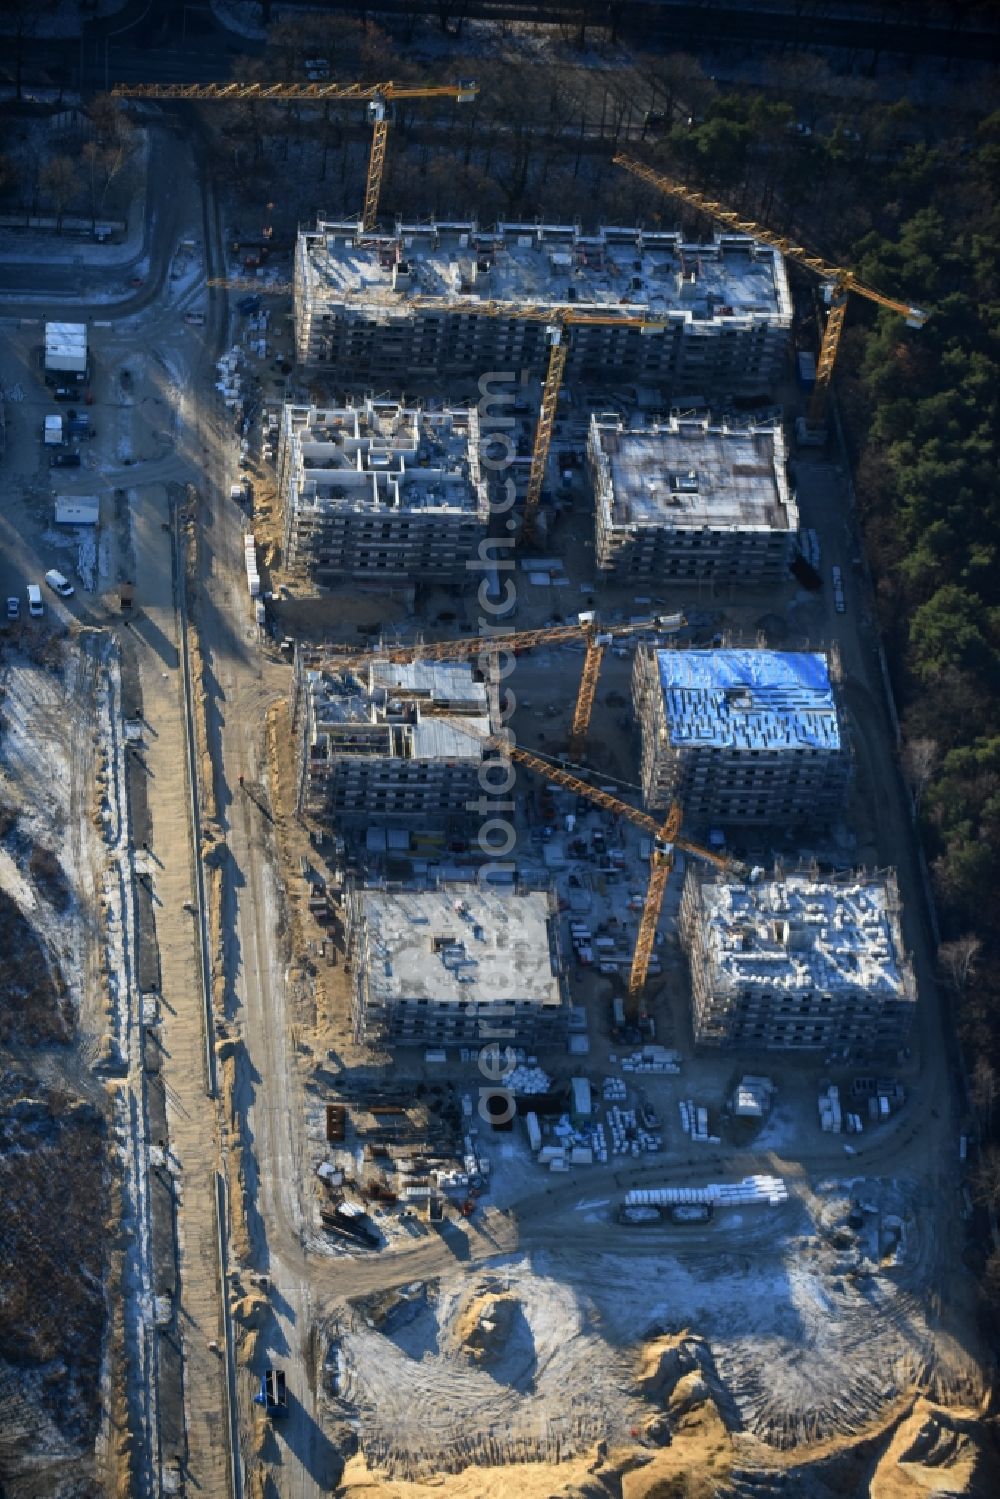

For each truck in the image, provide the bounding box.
[44,322,88,383]
[254,1368,288,1418]
[669,1202,713,1225]
[617,1204,663,1226]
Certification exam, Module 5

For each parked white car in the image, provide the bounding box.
[44,569,75,598]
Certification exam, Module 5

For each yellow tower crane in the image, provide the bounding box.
[192,282,667,537]
[301,608,683,756]
[111,79,479,233]
[409,297,668,538]
[613,152,927,434]
[438,718,745,1011]
[511,307,668,539]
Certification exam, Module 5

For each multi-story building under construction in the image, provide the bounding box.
[296,657,494,830]
[680,864,916,1052]
[294,219,792,391]
[588,413,798,581]
[278,399,488,583]
[632,647,850,825]
[347,884,569,1046]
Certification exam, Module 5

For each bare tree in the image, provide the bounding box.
[0,153,19,200]
[938,933,982,992]
[901,735,939,812]
[5,0,58,101]
[40,155,77,232]
[636,52,715,128]
[88,93,131,148]
[81,139,102,231]
[435,0,470,36]
[972,1146,1000,1211]
[970,1056,997,1136]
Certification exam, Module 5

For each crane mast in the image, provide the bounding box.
[112,79,478,232]
[303,610,682,754]
[437,718,744,1016]
[613,152,926,431]
[409,296,668,539]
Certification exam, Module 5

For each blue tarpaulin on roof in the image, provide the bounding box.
[656,649,840,751]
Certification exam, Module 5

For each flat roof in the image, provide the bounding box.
[45,322,87,352]
[300,221,792,323]
[307,660,491,761]
[357,887,562,1008]
[54,496,99,525]
[284,400,486,518]
[657,649,841,752]
[697,872,912,999]
[592,417,795,531]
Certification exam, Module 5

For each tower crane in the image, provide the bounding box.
[438,717,746,1010]
[409,297,669,538]
[613,152,927,434]
[205,277,293,295]
[301,609,683,756]
[111,79,478,233]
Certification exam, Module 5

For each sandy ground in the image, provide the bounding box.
[130,481,232,1496]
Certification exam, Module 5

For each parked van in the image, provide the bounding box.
[27,584,43,617]
[44,569,75,598]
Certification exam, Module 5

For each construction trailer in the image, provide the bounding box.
[294,220,792,391]
[588,412,799,582]
[294,656,496,832]
[54,495,100,526]
[632,646,851,826]
[679,864,917,1052]
[277,399,488,583]
[44,322,88,383]
[346,884,570,1048]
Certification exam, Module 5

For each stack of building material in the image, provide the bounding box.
[679,1100,721,1144]
[216,349,243,407]
[245,532,260,597]
[819,1083,842,1133]
[626,1174,788,1208]
[732,1075,775,1118]
[622,1045,682,1075]
[505,1063,551,1095]
[606,1105,662,1157]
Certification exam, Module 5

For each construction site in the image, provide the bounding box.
[277,399,488,584]
[679,864,918,1051]
[0,29,994,1499]
[346,885,569,1047]
[294,656,495,833]
[294,218,793,389]
[633,646,851,824]
[589,413,798,581]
